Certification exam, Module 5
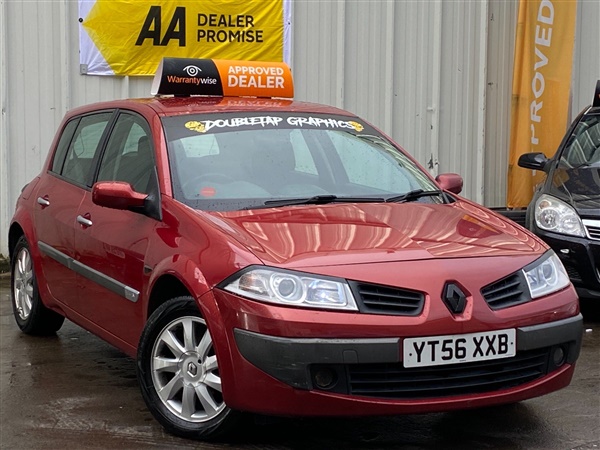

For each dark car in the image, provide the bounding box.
[9,58,582,440]
[518,81,600,300]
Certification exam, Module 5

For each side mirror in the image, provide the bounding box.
[436,173,463,194]
[92,181,147,211]
[518,152,549,171]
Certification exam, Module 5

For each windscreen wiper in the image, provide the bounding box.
[245,195,385,209]
[385,189,445,203]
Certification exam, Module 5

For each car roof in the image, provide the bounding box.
[66,97,355,119]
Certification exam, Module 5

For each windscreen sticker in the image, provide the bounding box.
[184,115,365,133]
[287,117,364,132]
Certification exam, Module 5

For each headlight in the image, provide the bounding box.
[522,252,571,299]
[222,267,358,311]
[534,194,585,237]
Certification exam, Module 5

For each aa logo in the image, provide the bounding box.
[136,6,186,47]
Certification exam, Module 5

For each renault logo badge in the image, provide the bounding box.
[443,282,467,314]
[187,362,198,377]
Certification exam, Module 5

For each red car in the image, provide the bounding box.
[9,58,582,439]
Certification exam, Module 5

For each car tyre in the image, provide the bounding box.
[10,235,65,335]
[137,296,238,440]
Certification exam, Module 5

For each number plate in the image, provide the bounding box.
[403,329,516,368]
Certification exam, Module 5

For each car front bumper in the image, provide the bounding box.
[234,314,582,394]
[206,286,582,417]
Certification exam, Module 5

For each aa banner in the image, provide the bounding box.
[507,0,577,208]
[78,0,291,76]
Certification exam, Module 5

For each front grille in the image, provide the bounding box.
[481,273,530,309]
[585,224,600,240]
[349,281,424,316]
[347,348,550,399]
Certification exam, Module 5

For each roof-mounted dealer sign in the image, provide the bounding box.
[78,0,291,76]
[151,58,294,98]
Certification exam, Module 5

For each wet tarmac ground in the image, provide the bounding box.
[0,274,599,450]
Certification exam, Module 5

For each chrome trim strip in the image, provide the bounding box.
[583,219,600,241]
[582,219,600,228]
[38,241,140,303]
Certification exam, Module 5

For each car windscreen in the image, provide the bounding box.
[552,113,600,200]
[162,112,441,211]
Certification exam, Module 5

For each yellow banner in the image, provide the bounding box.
[507,0,577,208]
[79,0,290,76]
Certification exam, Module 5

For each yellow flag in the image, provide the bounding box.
[507,0,577,208]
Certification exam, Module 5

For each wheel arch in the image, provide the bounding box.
[145,254,213,322]
[143,260,233,394]
[8,222,25,260]
[146,274,192,319]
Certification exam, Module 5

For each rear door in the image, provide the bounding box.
[72,111,160,346]
[34,112,114,306]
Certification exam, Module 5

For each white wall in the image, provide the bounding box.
[1,0,599,255]
[1,0,9,254]
[573,0,600,115]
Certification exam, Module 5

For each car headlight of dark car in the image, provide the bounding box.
[534,194,585,237]
[222,268,358,311]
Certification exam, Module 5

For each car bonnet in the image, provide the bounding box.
[206,201,546,269]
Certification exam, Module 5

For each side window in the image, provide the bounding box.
[97,113,155,194]
[50,119,79,173]
[61,113,113,186]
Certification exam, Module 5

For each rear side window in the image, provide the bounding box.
[60,112,113,186]
[50,119,79,173]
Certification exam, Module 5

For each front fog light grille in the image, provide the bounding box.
[347,347,551,399]
[310,345,571,399]
[349,281,425,316]
[563,262,582,282]
[481,273,530,310]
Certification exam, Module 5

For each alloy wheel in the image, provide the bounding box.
[151,316,225,423]
[13,247,34,321]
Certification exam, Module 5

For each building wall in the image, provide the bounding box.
[484,0,518,208]
[573,0,600,114]
[1,0,599,255]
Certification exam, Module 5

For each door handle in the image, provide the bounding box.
[77,215,93,227]
[37,197,50,207]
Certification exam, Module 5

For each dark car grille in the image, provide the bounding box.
[586,224,600,240]
[481,273,530,310]
[347,348,550,399]
[349,281,424,316]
